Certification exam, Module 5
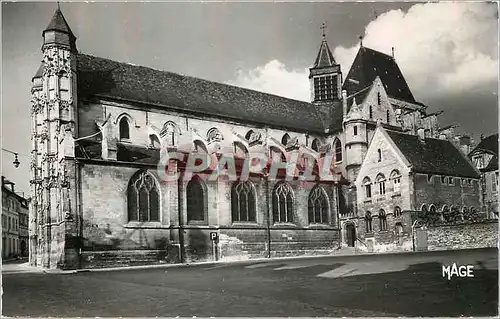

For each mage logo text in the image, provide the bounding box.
[442,263,475,280]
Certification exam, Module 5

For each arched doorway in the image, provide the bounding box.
[345,223,356,247]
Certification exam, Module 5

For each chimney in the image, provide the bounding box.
[342,90,348,118]
[417,128,425,142]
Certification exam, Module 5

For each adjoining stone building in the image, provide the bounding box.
[469,134,499,219]
[2,177,29,258]
[30,8,481,269]
[345,126,481,253]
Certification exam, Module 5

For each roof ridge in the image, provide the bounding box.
[78,53,316,106]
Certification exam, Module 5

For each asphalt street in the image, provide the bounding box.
[2,248,498,317]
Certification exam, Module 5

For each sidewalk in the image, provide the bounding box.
[2,262,43,275]
[3,247,496,275]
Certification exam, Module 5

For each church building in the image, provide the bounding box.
[29,8,480,269]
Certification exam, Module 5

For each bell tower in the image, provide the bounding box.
[30,6,78,269]
[309,23,342,103]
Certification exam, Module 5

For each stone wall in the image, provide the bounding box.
[414,173,481,211]
[74,163,341,269]
[427,220,498,251]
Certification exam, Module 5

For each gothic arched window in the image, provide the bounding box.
[281,133,291,146]
[363,177,372,199]
[207,127,223,144]
[308,185,329,224]
[311,139,320,152]
[376,173,386,195]
[390,170,401,192]
[394,206,402,217]
[187,177,207,223]
[334,139,342,162]
[245,130,254,141]
[273,182,294,223]
[379,209,387,231]
[160,122,179,147]
[231,180,256,222]
[365,211,373,233]
[127,171,160,222]
[119,117,130,140]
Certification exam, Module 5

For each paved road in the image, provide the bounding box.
[2,249,498,317]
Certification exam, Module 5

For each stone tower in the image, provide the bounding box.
[309,31,342,103]
[30,7,79,269]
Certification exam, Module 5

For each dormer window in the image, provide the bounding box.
[119,117,130,141]
[440,176,446,184]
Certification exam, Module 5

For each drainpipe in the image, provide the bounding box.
[76,159,83,269]
[410,169,417,252]
[266,175,271,258]
[177,170,185,263]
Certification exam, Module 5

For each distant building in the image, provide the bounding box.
[2,177,29,258]
[469,134,499,219]
[350,125,481,253]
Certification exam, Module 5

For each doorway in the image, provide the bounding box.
[345,223,356,247]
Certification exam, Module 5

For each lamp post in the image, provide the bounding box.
[2,148,21,168]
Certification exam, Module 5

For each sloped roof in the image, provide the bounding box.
[44,8,74,36]
[342,47,415,103]
[313,39,337,68]
[483,154,498,171]
[386,130,479,178]
[33,63,44,80]
[469,133,498,156]
[77,54,343,134]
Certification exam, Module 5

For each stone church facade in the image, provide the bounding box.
[29,9,479,269]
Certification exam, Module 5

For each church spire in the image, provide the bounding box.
[309,23,342,103]
[312,23,337,68]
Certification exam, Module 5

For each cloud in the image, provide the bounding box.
[227,60,310,102]
[229,2,498,104]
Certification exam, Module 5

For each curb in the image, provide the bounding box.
[28,247,497,274]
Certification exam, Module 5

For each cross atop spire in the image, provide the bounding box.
[57,1,60,10]
[359,35,364,47]
[320,22,327,38]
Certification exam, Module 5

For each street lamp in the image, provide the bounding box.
[2,148,21,168]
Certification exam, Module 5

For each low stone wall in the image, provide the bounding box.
[81,250,169,269]
[427,220,498,251]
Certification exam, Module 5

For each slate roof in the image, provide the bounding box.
[469,134,498,156]
[77,54,343,134]
[313,39,337,68]
[44,8,74,36]
[386,130,479,178]
[342,47,416,103]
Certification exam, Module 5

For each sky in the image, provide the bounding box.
[2,1,499,196]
